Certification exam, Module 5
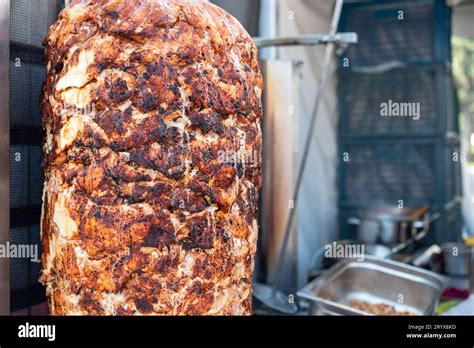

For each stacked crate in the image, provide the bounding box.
[9,0,63,314]
[338,0,462,243]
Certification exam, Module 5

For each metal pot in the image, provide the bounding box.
[348,206,430,246]
[441,242,472,277]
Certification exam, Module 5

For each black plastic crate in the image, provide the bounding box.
[9,224,42,291]
[339,0,451,68]
[29,146,43,206]
[339,139,461,208]
[338,206,359,240]
[10,145,29,208]
[10,61,45,128]
[10,0,58,48]
[9,227,29,291]
[10,145,43,208]
[338,66,454,137]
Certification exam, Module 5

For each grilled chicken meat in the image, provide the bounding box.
[40,0,262,315]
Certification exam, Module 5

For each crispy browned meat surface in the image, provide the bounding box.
[349,300,415,316]
[40,0,262,315]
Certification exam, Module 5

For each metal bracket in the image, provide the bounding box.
[253,32,358,48]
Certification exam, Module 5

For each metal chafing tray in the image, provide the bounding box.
[297,256,447,315]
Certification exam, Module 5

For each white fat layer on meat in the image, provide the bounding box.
[44,97,59,153]
[58,115,84,152]
[170,213,187,232]
[121,203,154,216]
[178,85,190,111]
[98,147,109,157]
[101,293,125,315]
[249,218,258,254]
[234,262,245,279]
[232,303,244,315]
[42,176,63,276]
[189,128,218,144]
[39,182,48,240]
[65,293,80,307]
[150,142,161,150]
[73,246,90,268]
[208,205,217,237]
[118,100,132,112]
[188,168,198,179]
[166,118,188,131]
[208,286,232,314]
[132,112,150,123]
[229,47,246,80]
[235,127,246,176]
[48,19,63,43]
[177,253,195,277]
[64,43,81,62]
[254,85,262,98]
[44,228,62,276]
[119,152,131,162]
[233,237,242,250]
[68,1,87,13]
[170,284,190,314]
[53,190,77,239]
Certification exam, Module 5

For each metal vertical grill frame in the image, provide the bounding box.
[337,0,461,244]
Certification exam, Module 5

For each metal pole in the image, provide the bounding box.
[270,0,344,297]
[0,0,10,315]
[253,32,357,48]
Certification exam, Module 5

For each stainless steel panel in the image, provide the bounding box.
[0,0,10,315]
[260,60,302,293]
[298,256,447,316]
[441,242,472,277]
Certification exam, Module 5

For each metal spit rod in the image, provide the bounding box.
[253,32,357,48]
[268,0,345,298]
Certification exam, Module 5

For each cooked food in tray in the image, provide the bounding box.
[349,300,415,316]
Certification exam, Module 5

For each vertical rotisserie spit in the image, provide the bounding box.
[40,0,262,315]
